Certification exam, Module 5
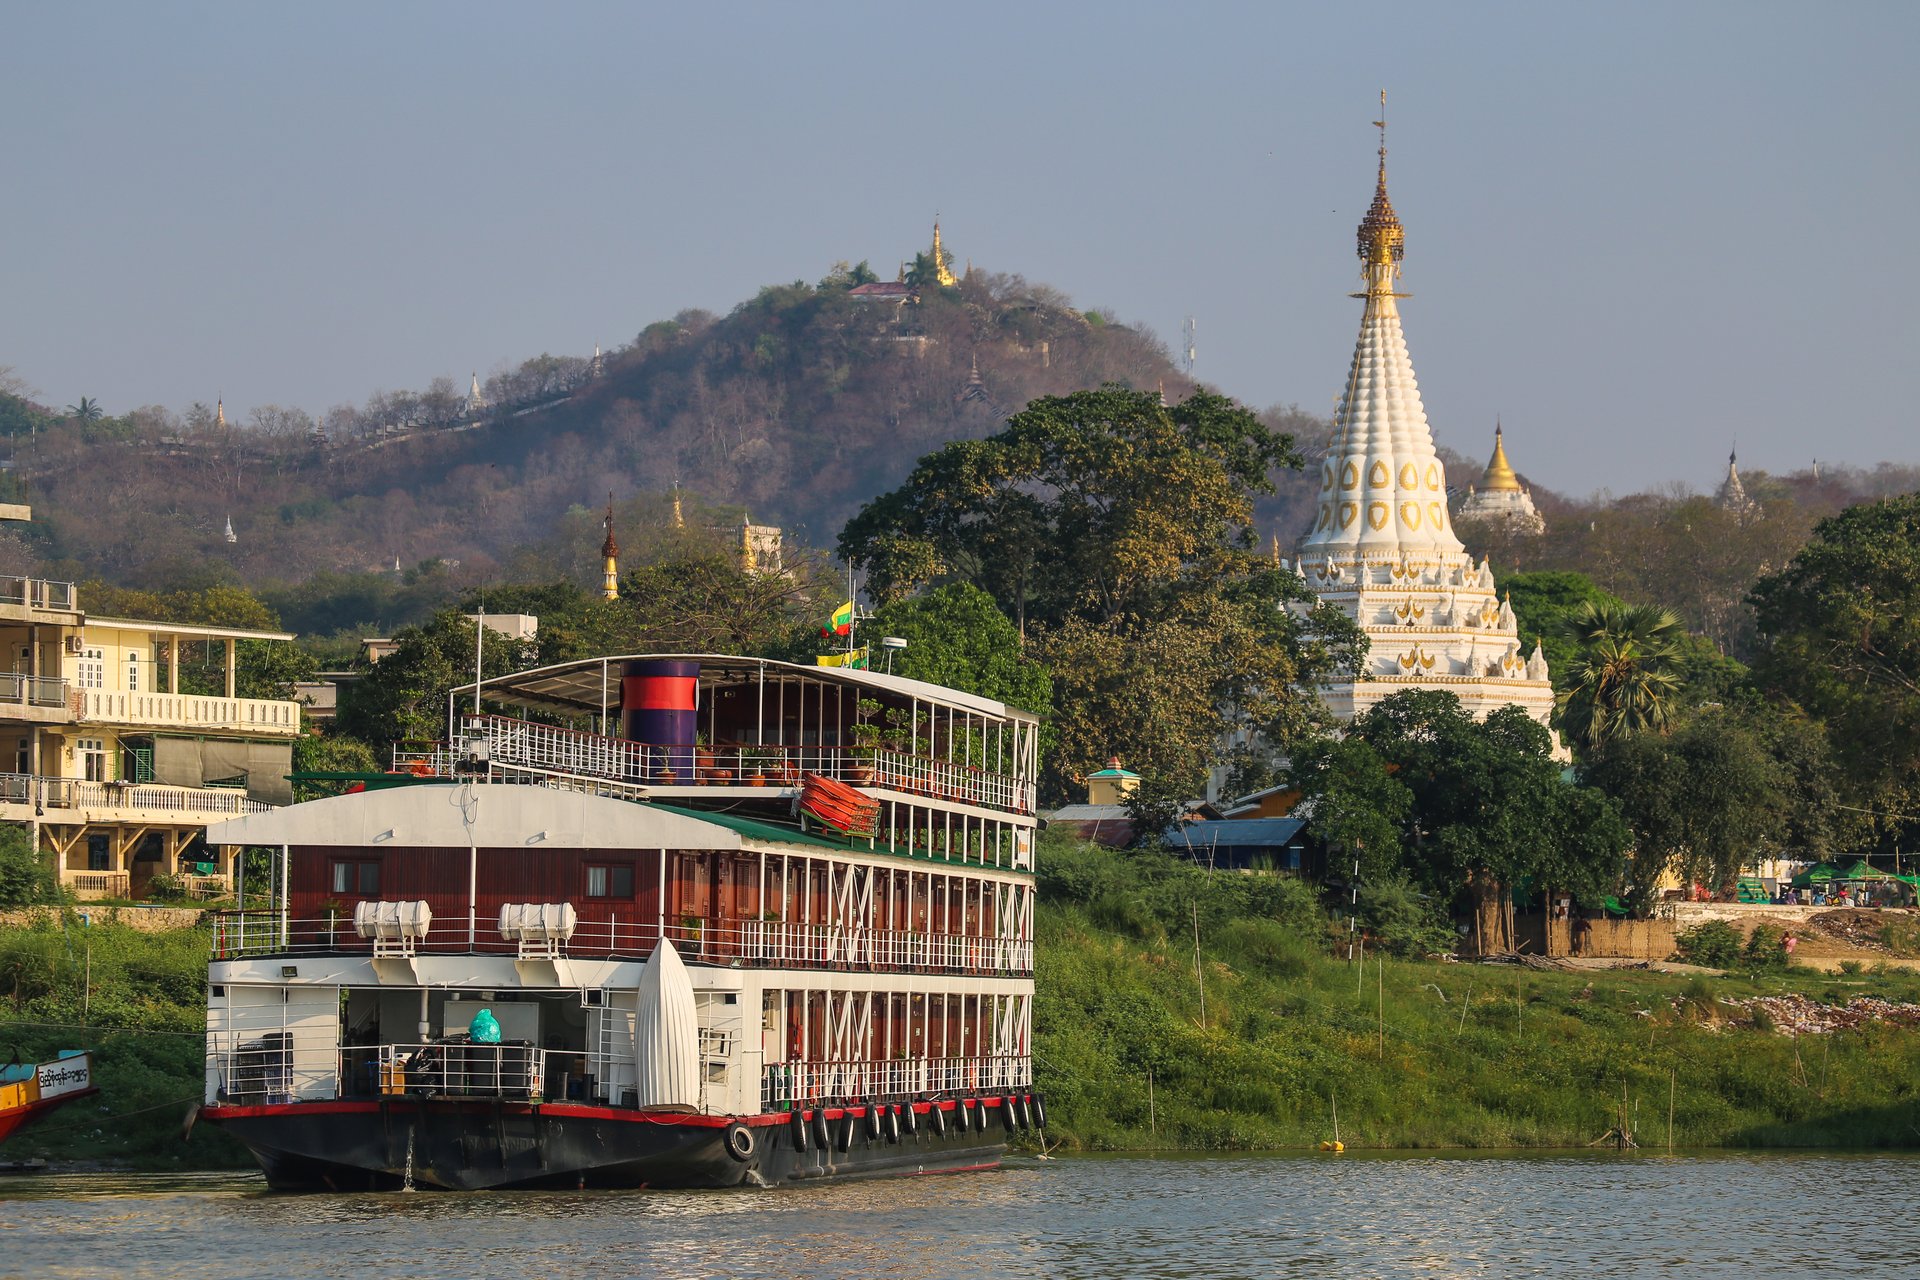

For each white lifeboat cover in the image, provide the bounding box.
[352,899,432,940]
[632,938,700,1110]
[497,902,578,942]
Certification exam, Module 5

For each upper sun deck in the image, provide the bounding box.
[438,654,1042,820]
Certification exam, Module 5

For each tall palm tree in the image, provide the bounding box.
[65,396,104,422]
[1557,600,1686,754]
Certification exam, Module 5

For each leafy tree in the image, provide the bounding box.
[1582,709,1787,907]
[1557,600,1687,755]
[0,823,55,907]
[864,583,1052,716]
[335,611,535,755]
[1503,571,1621,692]
[65,397,104,423]
[1750,494,1920,829]
[291,733,381,801]
[1282,735,1411,881]
[1319,691,1630,947]
[841,386,1303,628]
[842,387,1362,801]
[619,552,835,657]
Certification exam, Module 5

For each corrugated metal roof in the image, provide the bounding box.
[1161,817,1307,849]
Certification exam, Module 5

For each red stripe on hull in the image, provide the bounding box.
[0,1088,98,1144]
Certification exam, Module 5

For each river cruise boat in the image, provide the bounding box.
[199,655,1041,1190]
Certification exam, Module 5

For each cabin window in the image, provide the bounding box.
[330,859,381,896]
[586,864,635,898]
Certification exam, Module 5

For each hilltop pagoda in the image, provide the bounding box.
[1295,101,1556,734]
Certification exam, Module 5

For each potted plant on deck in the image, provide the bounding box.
[848,698,884,785]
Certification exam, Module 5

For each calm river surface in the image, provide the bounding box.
[1,1152,1912,1278]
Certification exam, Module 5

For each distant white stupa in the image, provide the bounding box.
[1456,422,1546,535]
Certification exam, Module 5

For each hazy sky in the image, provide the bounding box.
[5,2,1914,497]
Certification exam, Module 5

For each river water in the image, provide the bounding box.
[1,1152,1912,1278]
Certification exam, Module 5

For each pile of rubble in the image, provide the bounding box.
[1810,908,1904,953]
[1725,992,1920,1035]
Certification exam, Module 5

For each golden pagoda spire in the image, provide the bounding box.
[741,514,756,572]
[670,482,685,529]
[1271,533,1282,567]
[1357,90,1405,274]
[599,493,620,601]
[930,218,957,288]
[1481,420,1521,492]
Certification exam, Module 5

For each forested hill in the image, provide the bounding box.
[5,261,1329,592]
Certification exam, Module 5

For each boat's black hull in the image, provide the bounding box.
[205,1098,1017,1191]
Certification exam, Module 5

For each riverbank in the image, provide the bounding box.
[1032,838,1920,1152]
[3,847,1919,1172]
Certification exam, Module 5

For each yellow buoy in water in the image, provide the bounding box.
[1317,1140,1345,1152]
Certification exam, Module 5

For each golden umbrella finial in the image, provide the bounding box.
[1357,89,1405,266]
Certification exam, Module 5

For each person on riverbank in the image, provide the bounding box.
[1782,932,1798,962]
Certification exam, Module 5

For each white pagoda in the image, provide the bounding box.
[1295,105,1556,733]
[1457,422,1546,534]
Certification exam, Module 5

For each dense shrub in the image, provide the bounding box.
[1742,923,1791,971]
[1357,876,1456,958]
[1675,920,1743,968]
[0,822,56,907]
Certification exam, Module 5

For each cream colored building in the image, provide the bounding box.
[0,566,302,899]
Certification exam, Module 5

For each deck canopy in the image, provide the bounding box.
[205,781,743,851]
[453,653,1041,725]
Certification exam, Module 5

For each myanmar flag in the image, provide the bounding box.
[829,600,855,636]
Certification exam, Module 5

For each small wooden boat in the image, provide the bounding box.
[0,1051,97,1144]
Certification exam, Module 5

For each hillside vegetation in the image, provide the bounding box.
[4,262,1217,594]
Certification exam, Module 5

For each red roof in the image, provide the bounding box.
[848,282,913,299]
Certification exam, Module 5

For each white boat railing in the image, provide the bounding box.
[430,715,1036,816]
[209,912,1034,977]
[762,1055,1031,1109]
[208,1033,339,1105]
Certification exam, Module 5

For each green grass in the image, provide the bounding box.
[1033,835,1920,1152]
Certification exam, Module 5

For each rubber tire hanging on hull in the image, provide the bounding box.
[790,1109,810,1153]
[725,1125,755,1162]
[811,1108,832,1152]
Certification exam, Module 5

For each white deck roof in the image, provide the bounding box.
[204,782,744,850]
[454,653,1040,723]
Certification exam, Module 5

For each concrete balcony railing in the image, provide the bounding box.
[67,871,131,898]
[0,772,274,818]
[73,689,302,737]
[0,576,78,614]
